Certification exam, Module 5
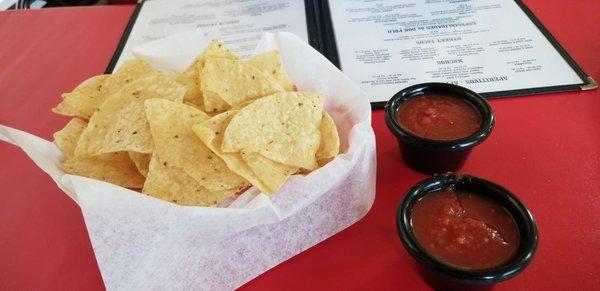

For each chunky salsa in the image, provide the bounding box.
[396,93,482,141]
[411,189,520,270]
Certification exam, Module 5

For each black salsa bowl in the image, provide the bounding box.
[385,83,495,174]
[396,173,538,290]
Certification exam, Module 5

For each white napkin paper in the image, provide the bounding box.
[0,32,376,290]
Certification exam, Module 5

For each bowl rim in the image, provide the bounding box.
[384,83,495,151]
[396,173,538,284]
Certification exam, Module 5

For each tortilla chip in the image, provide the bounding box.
[53,118,88,158]
[192,111,273,194]
[74,74,186,156]
[316,112,340,165]
[239,150,298,194]
[222,91,324,170]
[52,98,81,117]
[176,39,237,108]
[176,67,202,109]
[54,117,145,187]
[62,152,145,189]
[247,51,294,91]
[202,89,231,113]
[53,75,110,119]
[203,39,237,58]
[201,58,284,110]
[142,155,238,206]
[128,152,151,177]
[144,99,249,191]
[102,58,155,96]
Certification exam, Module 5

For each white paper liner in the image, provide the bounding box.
[0,31,376,290]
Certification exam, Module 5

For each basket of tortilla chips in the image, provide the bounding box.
[0,32,376,289]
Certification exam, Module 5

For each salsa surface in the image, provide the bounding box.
[411,189,520,270]
[396,94,482,141]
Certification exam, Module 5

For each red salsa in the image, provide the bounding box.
[396,94,482,141]
[411,189,520,270]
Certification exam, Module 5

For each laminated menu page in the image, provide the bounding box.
[110,0,596,106]
[325,0,596,104]
[110,0,310,71]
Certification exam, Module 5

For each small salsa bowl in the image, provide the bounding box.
[384,83,494,174]
[396,173,538,290]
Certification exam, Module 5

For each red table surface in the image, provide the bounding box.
[0,2,599,290]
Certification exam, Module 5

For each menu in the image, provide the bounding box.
[327,0,592,103]
[111,0,309,71]
[108,0,595,104]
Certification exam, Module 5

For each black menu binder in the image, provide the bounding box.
[107,0,596,108]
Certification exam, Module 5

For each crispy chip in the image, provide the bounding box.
[222,91,324,170]
[192,111,275,194]
[128,152,151,177]
[316,112,340,165]
[75,74,186,156]
[53,60,155,120]
[62,152,145,189]
[201,39,237,60]
[142,155,238,206]
[54,118,145,188]
[239,150,298,194]
[52,75,110,119]
[102,59,155,96]
[175,66,203,109]
[54,118,88,158]
[202,89,231,113]
[176,39,237,108]
[52,98,81,117]
[144,99,249,191]
[247,51,294,91]
[201,58,284,110]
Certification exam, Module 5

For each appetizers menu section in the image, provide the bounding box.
[327,0,592,103]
